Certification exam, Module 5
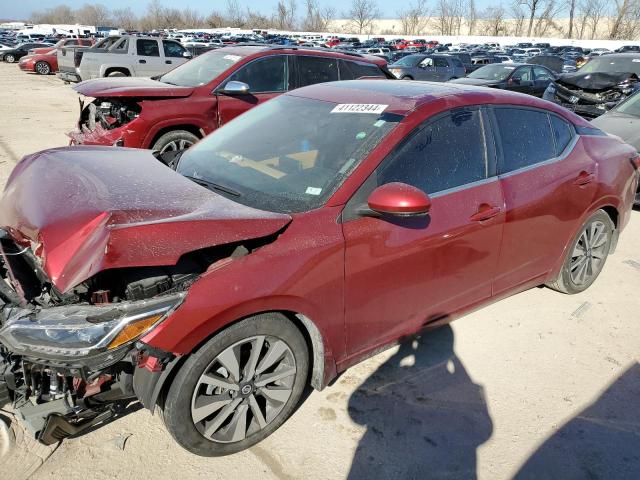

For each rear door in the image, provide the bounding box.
[343,107,505,354]
[216,55,290,127]
[135,38,163,77]
[490,107,597,293]
[433,56,451,81]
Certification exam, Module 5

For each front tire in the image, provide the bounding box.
[152,130,199,153]
[547,209,614,294]
[35,61,51,75]
[4,54,15,63]
[163,313,309,456]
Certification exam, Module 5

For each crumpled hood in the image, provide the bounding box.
[556,72,638,90]
[0,147,291,293]
[74,77,195,98]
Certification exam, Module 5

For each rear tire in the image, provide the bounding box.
[162,313,309,456]
[106,70,127,77]
[35,61,51,75]
[546,209,614,294]
[152,130,199,153]
[402,76,413,80]
[4,54,15,63]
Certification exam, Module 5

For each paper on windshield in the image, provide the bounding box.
[331,104,388,114]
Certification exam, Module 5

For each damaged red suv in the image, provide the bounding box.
[70,45,391,152]
[0,81,637,456]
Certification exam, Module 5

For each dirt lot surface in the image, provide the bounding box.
[0,63,638,480]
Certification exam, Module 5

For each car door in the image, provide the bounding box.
[162,40,189,70]
[135,39,163,77]
[216,55,290,127]
[489,107,598,294]
[532,66,554,96]
[415,57,437,80]
[433,56,451,81]
[507,66,534,94]
[342,107,505,355]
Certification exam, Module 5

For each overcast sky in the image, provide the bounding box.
[3,0,523,22]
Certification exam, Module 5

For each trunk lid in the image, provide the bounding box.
[0,147,291,292]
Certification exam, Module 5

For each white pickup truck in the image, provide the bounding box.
[57,35,191,83]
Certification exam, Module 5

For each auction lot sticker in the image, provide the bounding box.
[331,104,388,114]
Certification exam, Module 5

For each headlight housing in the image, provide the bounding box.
[0,293,184,365]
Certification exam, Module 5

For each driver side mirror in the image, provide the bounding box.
[366,182,431,217]
[219,80,251,95]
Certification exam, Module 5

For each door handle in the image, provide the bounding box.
[139,59,146,64]
[573,171,594,186]
[165,60,172,64]
[470,205,501,222]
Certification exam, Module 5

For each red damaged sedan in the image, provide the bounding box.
[0,81,637,456]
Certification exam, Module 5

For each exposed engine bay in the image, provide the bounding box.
[545,72,639,118]
[0,229,261,445]
[68,97,141,145]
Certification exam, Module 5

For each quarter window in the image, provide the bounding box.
[227,56,288,93]
[494,108,555,173]
[550,115,574,155]
[137,39,159,57]
[297,56,338,87]
[378,108,486,194]
[339,60,385,80]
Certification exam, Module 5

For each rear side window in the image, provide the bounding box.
[297,56,338,87]
[227,56,288,93]
[339,60,385,80]
[494,108,555,174]
[434,57,448,67]
[137,39,160,57]
[550,115,574,155]
[450,57,463,68]
[378,108,486,194]
[163,40,186,58]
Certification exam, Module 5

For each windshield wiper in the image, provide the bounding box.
[183,175,243,197]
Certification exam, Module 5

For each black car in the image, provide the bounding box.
[1,42,51,63]
[448,63,556,97]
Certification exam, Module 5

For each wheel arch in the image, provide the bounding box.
[102,66,131,77]
[147,124,203,149]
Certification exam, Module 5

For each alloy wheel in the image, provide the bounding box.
[160,138,194,153]
[191,335,297,443]
[35,62,50,75]
[570,220,608,286]
[5,55,15,63]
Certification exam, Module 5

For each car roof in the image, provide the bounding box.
[285,79,591,124]
[219,44,387,65]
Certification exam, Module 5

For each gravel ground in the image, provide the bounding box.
[0,63,638,480]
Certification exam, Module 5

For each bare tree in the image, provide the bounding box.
[467,0,479,35]
[31,5,75,24]
[274,0,298,30]
[522,0,544,36]
[533,0,563,36]
[302,0,335,31]
[609,0,640,39]
[225,0,246,27]
[112,7,138,30]
[206,10,226,28]
[397,0,429,35]
[509,1,527,36]
[567,0,577,37]
[482,4,508,36]
[576,0,607,39]
[345,0,380,34]
[75,3,112,26]
[181,7,205,28]
[431,0,465,35]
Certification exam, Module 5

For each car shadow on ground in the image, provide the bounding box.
[513,362,640,480]
[347,325,493,480]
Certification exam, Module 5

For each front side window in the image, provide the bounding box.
[177,95,401,213]
[163,40,186,58]
[297,56,338,87]
[494,108,555,174]
[378,108,487,194]
[137,39,160,57]
[511,67,532,82]
[420,57,434,67]
[226,56,288,93]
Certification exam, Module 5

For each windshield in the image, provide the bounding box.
[177,95,402,213]
[160,49,245,87]
[468,64,515,80]
[580,56,640,75]
[391,55,425,67]
[614,91,640,117]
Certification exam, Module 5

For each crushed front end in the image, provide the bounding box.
[544,72,639,118]
[68,97,143,148]
[0,229,197,444]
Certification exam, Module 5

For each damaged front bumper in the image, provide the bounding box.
[544,82,633,118]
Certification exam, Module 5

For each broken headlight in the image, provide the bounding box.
[0,293,184,362]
